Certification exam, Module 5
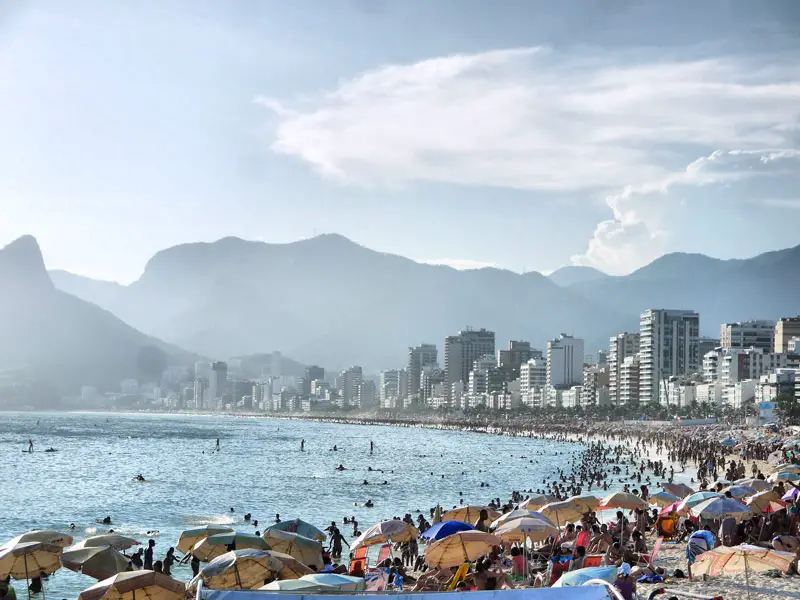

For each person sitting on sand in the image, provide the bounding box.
[588,524,612,554]
[604,542,624,567]
[569,546,586,571]
[772,535,800,553]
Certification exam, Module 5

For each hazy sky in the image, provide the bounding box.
[1,0,799,282]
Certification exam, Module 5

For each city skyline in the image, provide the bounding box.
[2,1,799,282]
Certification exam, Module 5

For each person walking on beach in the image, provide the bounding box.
[144,539,155,571]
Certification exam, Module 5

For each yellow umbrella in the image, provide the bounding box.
[492,518,558,543]
[78,570,184,600]
[598,491,649,511]
[176,526,234,554]
[261,530,323,570]
[1,531,73,550]
[0,541,62,580]
[350,520,419,550]
[745,490,782,513]
[62,545,131,581]
[425,531,501,569]
[539,500,586,526]
[192,532,270,562]
[441,505,500,525]
[71,536,141,552]
[200,550,312,590]
[518,495,558,511]
[692,544,795,576]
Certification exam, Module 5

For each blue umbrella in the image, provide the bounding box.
[721,438,737,447]
[420,520,475,541]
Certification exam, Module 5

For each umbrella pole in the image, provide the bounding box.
[24,554,30,600]
[744,551,751,600]
[235,564,242,590]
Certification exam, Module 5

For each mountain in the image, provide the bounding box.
[48,270,126,309]
[0,236,196,407]
[568,245,800,332]
[55,234,629,369]
[548,265,609,287]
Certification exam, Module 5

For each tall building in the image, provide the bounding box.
[305,365,325,382]
[356,380,377,408]
[619,355,640,406]
[720,348,789,384]
[520,358,547,395]
[721,320,776,351]
[546,334,584,389]
[583,364,610,406]
[420,365,444,405]
[608,333,640,406]
[775,317,800,353]
[208,361,228,404]
[194,377,209,409]
[444,328,495,401]
[406,344,438,398]
[337,366,363,407]
[639,309,700,404]
[496,340,540,380]
[596,350,609,366]
[380,369,407,403]
[468,354,503,396]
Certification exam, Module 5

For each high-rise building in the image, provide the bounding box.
[596,350,609,366]
[194,377,209,409]
[720,348,789,384]
[208,361,228,404]
[496,340,540,380]
[305,365,325,382]
[775,317,800,353]
[380,369,407,403]
[721,320,776,351]
[194,361,211,380]
[520,358,547,395]
[337,366,363,407]
[582,364,610,406]
[356,380,377,408]
[444,328,495,401]
[608,333,640,406]
[407,344,438,398]
[639,309,700,404]
[468,354,503,396]
[546,334,584,389]
[420,365,444,405]
[618,355,640,406]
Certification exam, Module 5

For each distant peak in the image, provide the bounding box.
[0,235,53,291]
[548,265,609,287]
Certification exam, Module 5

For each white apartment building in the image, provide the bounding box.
[639,309,700,404]
[520,358,547,394]
[407,344,438,398]
[420,365,444,405]
[380,369,407,403]
[695,381,724,406]
[562,386,582,408]
[660,378,696,408]
[724,380,757,409]
[582,364,610,406]
[444,328,495,402]
[619,355,640,406]
[337,366,363,407]
[720,320,776,350]
[609,333,640,406]
[546,334,584,389]
[720,348,788,384]
[702,350,720,382]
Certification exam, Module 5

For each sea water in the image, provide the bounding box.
[0,411,636,598]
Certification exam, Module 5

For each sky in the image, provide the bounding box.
[1,0,799,282]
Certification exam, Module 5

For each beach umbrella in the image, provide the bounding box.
[192,532,270,562]
[774,464,800,474]
[492,518,558,543]
[259,579,337,592]
[62,545,131,581]
[298,573,365,591]
[441,505,499,525]
[539,500,586,526]
[78,570,184,600]
[598,491,648,511]
[736,478,771,492]
[782,487,799,502]
[199,549,312,590]
[721,438,737,447]
[261,530,322,570]
[350,520,419,550]
[649,491,681,508]
[677,491,722,513]
[1,531,73,551]
[264,519,326,542]
[661,482,694,497]
[552,566,617,587]
[71,535,141,552]
[746,490,782,513]
[518,494,558,511]
[0,542,62,600]
[489,509,555,530]
[176,526,234,554]
[721,485,756,499]
[420,521,475,542]
[690,497,752,523]
[424,531,501,569]
[564,494,599,512]
[768,471,800,483]
[693,544,795,575]
[658,501,684,517]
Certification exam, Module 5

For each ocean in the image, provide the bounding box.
[2,411,600,598]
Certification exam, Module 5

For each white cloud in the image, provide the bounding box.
[571,149,800,273]
[420,258,499,270]
[260,48,800,192]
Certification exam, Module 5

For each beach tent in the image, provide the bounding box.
[420,521,475,542]
[199,549,311,590]
[62,545,131,581]
[552,566,616,587]
[177,527,234,554]
[79,570,184,600]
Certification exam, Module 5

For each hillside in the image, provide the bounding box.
[548,265,609,287]
[0,236,196,407]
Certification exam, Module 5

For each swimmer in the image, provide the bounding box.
[135,474,146,482]
[336,464,345,471]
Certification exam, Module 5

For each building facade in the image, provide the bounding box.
[608,333,640,406]
[444,328,495,401]
[546,334,584,389]
[721,320,776,351]
[775,317,800,353]
[406,344,438,398]
[639,309,700,404]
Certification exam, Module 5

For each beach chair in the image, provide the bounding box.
[349,546,368,576]
[583,555,603,568]
[376,543,391,565]
[574,531,590,551]
[639,536,663,568]
[445,563,470,591]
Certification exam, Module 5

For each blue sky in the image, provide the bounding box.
[1,0,798,282]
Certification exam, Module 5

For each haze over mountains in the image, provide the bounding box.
[0,236,195,406]
[31,233,800,375]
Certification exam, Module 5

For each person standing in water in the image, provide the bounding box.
[215,438,220,451]
[301,439,305,452]
[27,439,33,453]
[370,440,374,455]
